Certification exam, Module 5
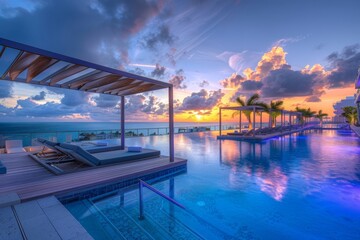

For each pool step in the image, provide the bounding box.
[125,196,232,240]
[159,203,232,240]
[124,197,204,240]
[100,206,155,240]
[91,190,230,239]
[66,199,125,240]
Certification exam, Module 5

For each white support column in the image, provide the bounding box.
[169,86,174,162]
[120,95,125,150]
[253,107,256,136]
[219,108,222,136]
[239,111,242,131]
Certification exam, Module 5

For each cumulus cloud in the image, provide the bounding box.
[0,81,13,98]
[31,91,46,101]
[124,94,167,118]
[261,68,314,98]
[142,96,167,115]
[243,46,287,81]
[169,69,186,89]
[125,95,146,114]
[220,73,244,89]
[93,94,119,108]
[241,80,263,91]
[11,97,89,119]
[151,64,166,79]
[60,90,90,107]
[326,44,360,88]
[179,89,224,111]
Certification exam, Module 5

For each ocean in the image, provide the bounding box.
[0,121,236,147]
[0,122,221,134]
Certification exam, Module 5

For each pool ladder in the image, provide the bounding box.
[138,179,185,220]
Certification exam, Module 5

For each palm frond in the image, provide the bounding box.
[236,97,245,107]
[246,93,260,105]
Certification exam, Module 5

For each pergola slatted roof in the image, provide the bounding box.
[0,38,170,95]
[221,106,265,111]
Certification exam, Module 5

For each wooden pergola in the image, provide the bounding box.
[0,38,175,162]
[219,106,265,136]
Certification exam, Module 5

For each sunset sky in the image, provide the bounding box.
[0,0,359,122]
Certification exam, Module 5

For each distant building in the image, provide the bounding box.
[333,95,356,122]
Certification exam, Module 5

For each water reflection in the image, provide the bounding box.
[218,130,360,201]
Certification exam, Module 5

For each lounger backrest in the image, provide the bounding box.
[58,143,100,166]
[5,140,25,153]
[5,140,23,148]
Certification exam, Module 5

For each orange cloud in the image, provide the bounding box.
[243,46,287,80]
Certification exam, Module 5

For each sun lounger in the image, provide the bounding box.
[35,138,66,158]
[5,140,26,154]
[30,139,161,174]
[56,143,160,166]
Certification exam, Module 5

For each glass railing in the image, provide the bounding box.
[0,124,240,147]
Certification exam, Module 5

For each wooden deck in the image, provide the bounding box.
[0,152,186,202]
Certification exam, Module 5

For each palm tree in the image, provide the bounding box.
[341,106,358,125]
[314,110,328,126]
[264,100,284,127]
[296,107,316,125]
[234,93,265,130]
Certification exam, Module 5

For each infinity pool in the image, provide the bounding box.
[65,130,360,239]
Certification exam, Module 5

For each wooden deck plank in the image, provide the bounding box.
[0,152,186,202]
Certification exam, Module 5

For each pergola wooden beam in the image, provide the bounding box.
[49,64,88,85]
[77,74,123,91]
[93,78,135,93]
[61,70,103,88]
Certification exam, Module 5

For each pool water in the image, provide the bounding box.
[64,130,360,239]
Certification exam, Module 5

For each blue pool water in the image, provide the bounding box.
[64,130,360,239]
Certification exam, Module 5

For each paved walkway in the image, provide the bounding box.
[0,196,93,240]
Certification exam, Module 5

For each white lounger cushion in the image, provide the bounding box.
[5,140,26,154]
